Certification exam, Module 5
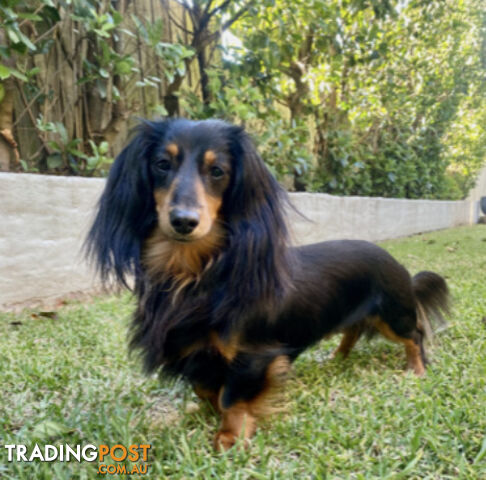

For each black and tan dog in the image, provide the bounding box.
[86,118,449,451]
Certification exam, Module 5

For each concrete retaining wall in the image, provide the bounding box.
[288,193,474,245]
[467,165,486,219]
[1,173,105,310]
[0,171,484,309]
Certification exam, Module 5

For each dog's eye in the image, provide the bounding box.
[210,166,224,179]
[155,159,171,172]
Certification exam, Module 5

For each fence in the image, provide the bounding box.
[1,170,484,310]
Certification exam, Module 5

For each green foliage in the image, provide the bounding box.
[2,0,485,197]
[33,115,113,175]
[1,0,195,175]
[194,0,486,199]
[0,3,37,56]
[73,3,132,101]
[181,66,313,181]
[0,1,56,81]
[131,14,194,89]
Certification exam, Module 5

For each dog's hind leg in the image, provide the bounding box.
[332,326,363,359]
[373,317,425,376]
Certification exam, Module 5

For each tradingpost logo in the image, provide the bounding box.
[4,443,152,475]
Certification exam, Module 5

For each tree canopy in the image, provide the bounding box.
[1,0,485,199]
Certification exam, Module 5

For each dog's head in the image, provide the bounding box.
[86,118,290,292]
[150,120,231,242]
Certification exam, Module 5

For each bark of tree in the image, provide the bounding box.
[0,28,18,172]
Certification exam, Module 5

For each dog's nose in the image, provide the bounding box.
[169,208,200,235]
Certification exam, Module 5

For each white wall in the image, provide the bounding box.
[0,172,483,309]
[288,193,473,245]
[467,166,486,219]
[1,173,105,310]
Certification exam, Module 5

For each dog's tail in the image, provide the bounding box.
[412,271,450,341]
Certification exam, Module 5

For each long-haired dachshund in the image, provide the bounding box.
[86,118,449,451]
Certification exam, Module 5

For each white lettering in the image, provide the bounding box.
[17,445,28,462]
[82,445,98,462]
[4,445,16,462]
[28,444,44,462]
[65,444,81,462]
[44,445,58,462]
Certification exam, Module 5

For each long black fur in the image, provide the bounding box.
[86,118,449,414]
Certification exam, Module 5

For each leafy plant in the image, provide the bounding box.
[34,115,112,175]
[214,0,486,198]
[2,0,484,197]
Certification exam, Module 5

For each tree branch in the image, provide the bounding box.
[221,1,254,31]
[203,0,215,17]
[208,0,232,17]
[197,1,254,50]
[166,6,194,35]
[14,79,52,156]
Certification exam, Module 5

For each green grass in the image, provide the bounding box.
[1,226,485,479]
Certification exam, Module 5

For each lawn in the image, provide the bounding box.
[1,226,485,479]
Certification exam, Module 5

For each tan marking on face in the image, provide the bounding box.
[193,178,222,235]
[166,143,179,156]
[153,187,172,218]
[155,178,222,241]
[205,192,223,225]
[146,177,225,288]
[153,182,178,236]
[203,149,217,166]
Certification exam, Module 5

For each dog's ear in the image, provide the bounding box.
[226,127,285,222]
[221,126,293,303]
[85,121,167,287]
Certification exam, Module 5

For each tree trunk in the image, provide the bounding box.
[0,28,18,171]
[0,79,17,171]
[197,47,210,106]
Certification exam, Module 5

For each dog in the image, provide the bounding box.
[86,118,449,451]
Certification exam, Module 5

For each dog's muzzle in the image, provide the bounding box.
[169,208,200,235]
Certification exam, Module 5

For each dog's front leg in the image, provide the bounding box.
[213,353,289,451]
[193,384,221,411]
[214,401,257,451]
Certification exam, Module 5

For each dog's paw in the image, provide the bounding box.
[330,348,348,360]
[213,431,252,452]
[213,431,237,452]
